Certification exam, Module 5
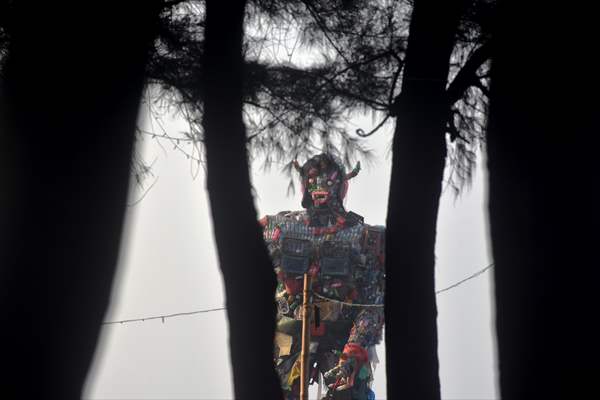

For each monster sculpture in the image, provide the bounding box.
[260,153,385,400]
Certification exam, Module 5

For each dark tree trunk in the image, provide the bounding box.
[0,2,159,398]
[385,1,465,399]
[202,1,282,399]
[487,4,599,399]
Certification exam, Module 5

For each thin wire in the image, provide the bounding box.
[102,307,226,326]
[313,292,384,308]
[102,263,494,325]
[435,263,494,295]
[314,263,494,306]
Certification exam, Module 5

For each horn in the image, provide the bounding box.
[345,161,361,180]
[292,160,302,174]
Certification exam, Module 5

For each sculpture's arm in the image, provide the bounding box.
[324,225,385,387]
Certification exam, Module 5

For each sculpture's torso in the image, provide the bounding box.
[263,210,385,347]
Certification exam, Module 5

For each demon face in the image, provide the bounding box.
[298,154,349,210]
[306,165,342,207]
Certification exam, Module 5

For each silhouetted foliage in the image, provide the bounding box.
[143,0,375,185]
[0,0,495,193]
[139,0,493,194]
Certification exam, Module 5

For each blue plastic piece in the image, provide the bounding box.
[367,388,376,400]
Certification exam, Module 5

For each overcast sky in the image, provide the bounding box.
[83,112,497,400]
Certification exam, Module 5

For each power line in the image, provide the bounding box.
[312,263,494,306]
[102,307,226,326]
[313,292,383,308]
[435,263,494,295]
[102,263,494,325]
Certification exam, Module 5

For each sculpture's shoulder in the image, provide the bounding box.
[361,221,385,235]
[262,210,308,226]
[260,210,308,241]
[355,217,385,262]
[344,210,385,236]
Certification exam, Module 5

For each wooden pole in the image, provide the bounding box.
[300,272,312,400]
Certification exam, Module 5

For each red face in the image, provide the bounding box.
[306,167,341,207]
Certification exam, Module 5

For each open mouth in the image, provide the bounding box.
[311,190,330,205]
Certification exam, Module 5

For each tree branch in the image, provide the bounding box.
[446,41,491,106]
[300,0,351,64]
[356,113,391,137]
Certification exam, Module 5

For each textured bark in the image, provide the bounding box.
[202,1,282,398]
[487,3,600,399]
[385,1,466,399]
[0,2,160,398]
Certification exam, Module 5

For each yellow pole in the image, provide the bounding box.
[299,272,312,400]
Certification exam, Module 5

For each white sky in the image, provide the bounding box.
[83,113,498,400]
